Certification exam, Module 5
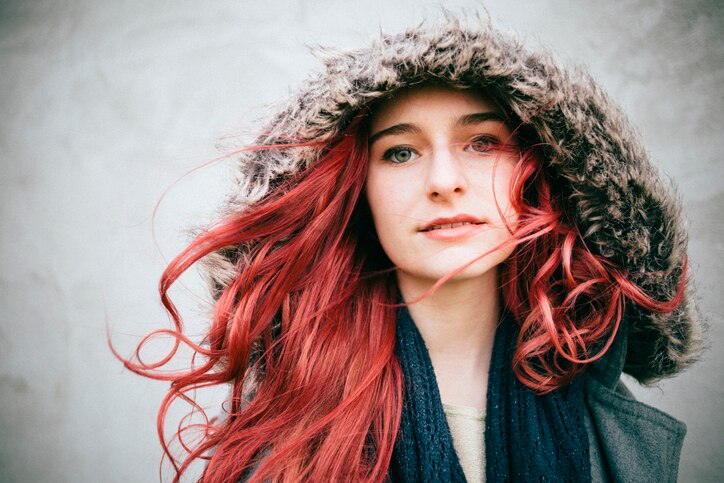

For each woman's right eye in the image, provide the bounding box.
[382,147,418,164]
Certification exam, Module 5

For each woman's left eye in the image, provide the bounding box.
[464,136,499,153]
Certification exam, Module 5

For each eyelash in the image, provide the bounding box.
[381,135,502,164]
[464,135,501,153]
[382,146,419,164]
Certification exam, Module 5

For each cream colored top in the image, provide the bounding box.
[443,403,486,483]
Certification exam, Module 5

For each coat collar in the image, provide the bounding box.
[589,319,629,389]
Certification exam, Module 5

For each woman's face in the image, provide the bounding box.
[365,85,520,288]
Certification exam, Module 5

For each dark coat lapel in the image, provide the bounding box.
[584,321,686,483]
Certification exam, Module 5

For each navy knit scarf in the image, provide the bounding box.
[388,306,591,482]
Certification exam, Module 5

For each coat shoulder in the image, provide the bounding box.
[583,373,686,483]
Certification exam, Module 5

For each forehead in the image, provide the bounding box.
[369,85,500,132]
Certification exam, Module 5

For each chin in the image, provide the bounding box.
[398,258,504,286]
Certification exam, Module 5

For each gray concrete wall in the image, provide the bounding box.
[1,1,722,481]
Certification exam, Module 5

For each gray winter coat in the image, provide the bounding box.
[584,320,687,482]
[210,14,703,482]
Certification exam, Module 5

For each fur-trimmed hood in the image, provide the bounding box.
[215,16,703,384]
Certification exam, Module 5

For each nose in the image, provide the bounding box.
[425,146,467,201]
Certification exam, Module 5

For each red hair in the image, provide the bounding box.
[500,146,686,390]
[115,104,685,481]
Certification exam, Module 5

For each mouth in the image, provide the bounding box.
[422,221,484,231]
[420,215,486,232]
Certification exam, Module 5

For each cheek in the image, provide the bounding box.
[364,173,384,220]
[365,171,414,259]
[365,170,409,226]
[488,162,519,221]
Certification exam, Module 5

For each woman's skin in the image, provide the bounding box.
[366,85,520,410]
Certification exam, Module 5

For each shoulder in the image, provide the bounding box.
[582,329,686,483]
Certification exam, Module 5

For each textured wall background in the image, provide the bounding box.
[1,1,722,481]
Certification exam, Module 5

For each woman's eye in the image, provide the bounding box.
[383,147,418,164]
[465,136,499,153]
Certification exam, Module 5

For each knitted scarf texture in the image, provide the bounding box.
[389,306,592,482]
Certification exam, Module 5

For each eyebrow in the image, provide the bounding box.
[457,112,507,127]
[368,123,421,146]
[368,111,507,147]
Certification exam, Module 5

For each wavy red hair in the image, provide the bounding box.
[114,96,685,481]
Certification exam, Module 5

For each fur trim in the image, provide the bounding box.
[213,15,703,383]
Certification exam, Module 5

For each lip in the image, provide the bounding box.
[419,214,486,241]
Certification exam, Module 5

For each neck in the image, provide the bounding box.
[397,271,501,410]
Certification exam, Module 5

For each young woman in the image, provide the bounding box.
[122,16,703,482]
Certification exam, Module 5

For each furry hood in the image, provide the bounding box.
[216,16,702,384]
